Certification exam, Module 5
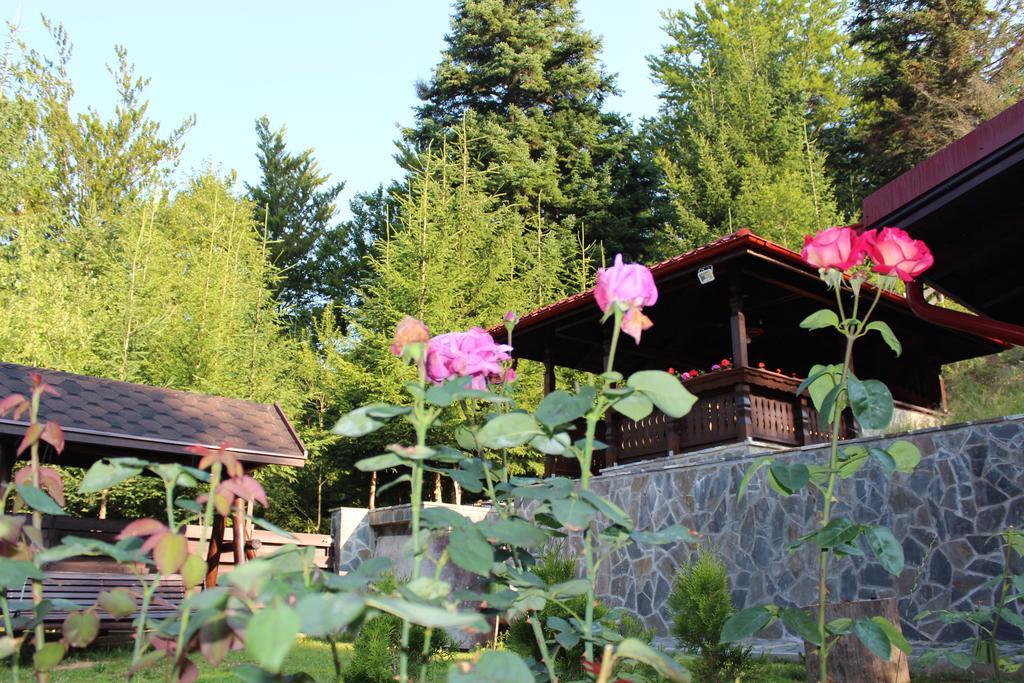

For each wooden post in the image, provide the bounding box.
[232,498,246,567]
[543,349,556,476]
[804,598,910,683]
[0,437,14,488]
[729,284,749,368]
[205,513,225,588]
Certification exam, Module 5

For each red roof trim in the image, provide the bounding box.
[863,99,1024,226]
[498,228,911,337]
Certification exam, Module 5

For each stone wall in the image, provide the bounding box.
[551,415,1024,647]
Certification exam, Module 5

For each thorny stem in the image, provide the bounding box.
[130,576,159,669]
[176,462,222,662]
[817,285,861,682]
[581,310,623,663]
[1,594,19,681]
[27,389,45,681]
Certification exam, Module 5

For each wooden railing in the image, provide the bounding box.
[606,367,845,467]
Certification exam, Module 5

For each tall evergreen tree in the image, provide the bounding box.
[408,0,661,259]
[846,0,1024,193]
[647,0,857,252]
[246,116,344,315]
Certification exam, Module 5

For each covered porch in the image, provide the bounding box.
[501,230,1002,474]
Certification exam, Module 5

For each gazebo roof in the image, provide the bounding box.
[501,230,1002,406]
[0,363,307,469]
[862,99,1024,325]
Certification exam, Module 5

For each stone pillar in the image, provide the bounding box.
[331,507,373,574]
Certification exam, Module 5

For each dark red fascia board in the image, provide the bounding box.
[905,281,1023,347]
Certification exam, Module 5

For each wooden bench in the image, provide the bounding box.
[7,571,185,632]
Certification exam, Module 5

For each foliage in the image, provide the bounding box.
[943,347,1024,424]
[724,227,927,681]
[915,530,1024,680]
[246,116,345,317]
[647,0,855,252]
[407,0,663,260]
[845,0,1024,196]
[668,547,763,682]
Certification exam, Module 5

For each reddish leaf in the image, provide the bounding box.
[176,657,199,683]
[29,374,59,398]
[0,515,25,543]
[40,422,64,455]
[16,424,42,456]
[154,533,187,575]
[32,641,65,672]
[116,518,168,540]
[219,476,268,508]
[194,443,242,478]
[199,617,232,667]
[148,635,176,652]
[16,467,65,506]
[140,531,168,555]
[0,394,27,418]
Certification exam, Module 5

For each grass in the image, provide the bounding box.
[0,638,466,682]
[944,346,1024,423]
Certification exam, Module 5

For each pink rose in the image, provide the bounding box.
[390,316,430,357]
[594,254,658,344]
[801,227,866,272]
[863,227,934,282]
[425,328,513,390]
[595,254,658,313]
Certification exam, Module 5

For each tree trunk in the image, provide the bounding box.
[804,598,910,683]
[433,471,443,502]
[368,471,377,510]
[453,481,462,506]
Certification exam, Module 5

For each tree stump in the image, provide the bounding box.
[804,598,910,683]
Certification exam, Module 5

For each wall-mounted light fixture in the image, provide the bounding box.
[697,265,714,285]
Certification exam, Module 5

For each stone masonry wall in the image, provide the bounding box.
[550,415,1024,647]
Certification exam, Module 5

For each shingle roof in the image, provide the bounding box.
[0,363,306,468]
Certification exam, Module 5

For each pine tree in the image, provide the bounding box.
[647,0,856,251]
[407,0,661,259]
[846,0,1024,193]
[246,116,345,315]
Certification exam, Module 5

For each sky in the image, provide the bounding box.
[8,1,688,219]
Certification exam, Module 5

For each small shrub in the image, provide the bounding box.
[343,574,451,683]
[667,547,764,682]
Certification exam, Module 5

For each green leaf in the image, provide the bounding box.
[800,309,840,331]
[355,453,405,472]
[869,447,897,474]
[332,405,389,437]
[0,559,42,590]
[848,377,894,430]
[781,607,821,646]
[827,617,853,635]
[805,364,842,412]
[245,603,299,673]
[0,637,17,660]
[529,432,571,456]
[366,596,488,631]
[947,651,974,669]
[153,533,187,575]
[477,412,541,449]
[887,441,921,474]
[818,383,845,430]
[448,526,494,577]
[837,446,868,478]
[612,392,654,421]
[549,579,591,598]
[404,577,451,602]
[180,553,207,590]
[721,606,773,643]
[626,370,697,418]
[864,525,904,576]
[62,611,99,648]
[852,618,892,661]
[15,484,64,515]
[32,641,65,672]
[816,518,861,550]
[871,616,911,654]
[295,593,364,636]
[580,490,634,529]
[768,461,809,495]
[420,507,470,530]
[426,375,510,407]
[550,496,597,532]
[536,390,591,428]
[443,468,483,493]
[482,518,548,548]
[866,321,902,356]
[78,460,142,493]
[448,650,533,683]
[98,588,136,619]
[614,638,690,682]
[737,456,772,502]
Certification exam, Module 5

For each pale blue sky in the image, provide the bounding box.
[8,1,690,219]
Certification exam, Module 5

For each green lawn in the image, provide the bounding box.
[0,638,465,682]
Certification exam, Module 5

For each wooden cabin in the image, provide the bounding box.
[0,362,322,586]
[498,230,1003,475]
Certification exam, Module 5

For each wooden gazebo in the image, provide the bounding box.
[0,363,310,586]
[499,230,1003,473]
